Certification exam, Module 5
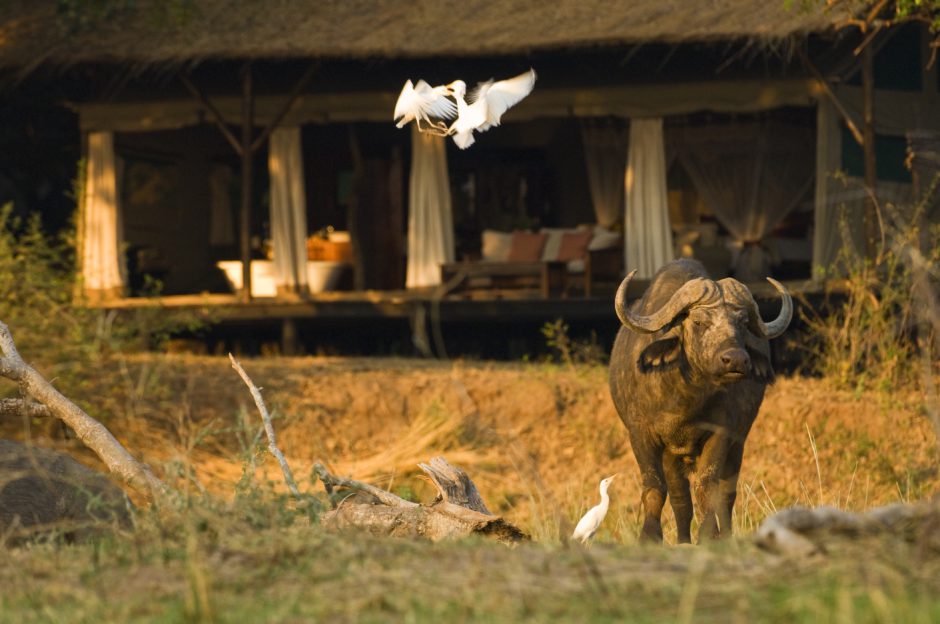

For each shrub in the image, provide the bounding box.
[0,202,205,375]
[803,184,939,394]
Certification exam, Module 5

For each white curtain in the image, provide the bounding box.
[625,118,673,278]
[581,119,629,228]
[81,131,125,298]
[812,99,847,277]
[673,120,814,282]
[208,164,235,246]
[268,126,309,294]
[406,126,454,289]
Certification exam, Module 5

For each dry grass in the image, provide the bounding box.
[2,354,940,622]
[5,354,937,544]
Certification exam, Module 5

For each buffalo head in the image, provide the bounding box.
[614,271,792,384]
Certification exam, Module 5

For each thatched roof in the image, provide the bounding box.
[1,0,865,73]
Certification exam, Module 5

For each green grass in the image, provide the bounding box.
[2,496,939,624]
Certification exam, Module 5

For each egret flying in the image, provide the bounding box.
[571,474,617,544]
[447,68,537,149]
[393,79,457,136]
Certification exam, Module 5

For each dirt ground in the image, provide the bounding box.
[6,353,938,542]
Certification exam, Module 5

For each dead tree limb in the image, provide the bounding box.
[755,501,940,557]
[0,398,50,419]
[314,457,527,544]
[229,353,302,500]
[0,321,165,500]
[313,462,417,509]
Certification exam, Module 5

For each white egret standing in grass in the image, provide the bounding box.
[393,79,457,135]
[571,474,617,544]
[446,68,537,149]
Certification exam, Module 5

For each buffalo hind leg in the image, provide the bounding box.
[664,452,693,544]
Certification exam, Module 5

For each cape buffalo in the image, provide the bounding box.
[609,259,792,543]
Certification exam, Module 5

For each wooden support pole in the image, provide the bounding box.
[240,63,255,303]
[251,62,320,153]
[179,72,243,155]
[281,317,299,356]
[797,48,864,147]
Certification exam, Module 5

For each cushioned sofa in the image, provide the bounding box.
[440,226,623,298]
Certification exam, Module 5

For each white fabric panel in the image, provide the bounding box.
[82,131,125,295]
[406,126,454,288]
[268,126,309,292]
[481,229,512,261]
[672,120,814,282]
[581,120,629,228]
[812,99,848,276]
[625,118,673,278]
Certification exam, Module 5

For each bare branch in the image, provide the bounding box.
[0,321,166,499]
[228,353,302,500]
[312,462,418,508]
[0,398,50,419]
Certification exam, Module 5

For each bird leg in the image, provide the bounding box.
[416,118,452,136]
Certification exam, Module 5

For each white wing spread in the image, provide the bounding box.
[395,69,536,149]
[393,79,457,128]
[476,68,536,131]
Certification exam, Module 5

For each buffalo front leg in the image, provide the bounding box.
[716,443,745,538]
[693,431,731,542]
[631,435,667,542]
[664,452,693,544]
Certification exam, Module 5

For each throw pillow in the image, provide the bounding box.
[556,230,593,262]
[507,231,548,262]
[481,229,513,261]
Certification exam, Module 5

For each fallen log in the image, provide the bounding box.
[755,499,940,557]
[314,457,527,544]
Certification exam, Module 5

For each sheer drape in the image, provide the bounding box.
[268,126,309,294]
[581,119,629,229]
[81,131,125,299]
[812,99,847,277]
[406,126,454,288]
[673,120,814,282]
[625,118,673,278]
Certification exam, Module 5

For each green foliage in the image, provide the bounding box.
[541,319,606,366]
[790,1,940,42]
[895,0,940,34]
[0,202,206,381]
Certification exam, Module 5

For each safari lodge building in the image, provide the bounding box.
[1,1,938,352]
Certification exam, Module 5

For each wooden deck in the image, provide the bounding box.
[93,279,823,357]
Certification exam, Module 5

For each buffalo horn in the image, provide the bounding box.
[615,270,722,334]
[718,277,793,339]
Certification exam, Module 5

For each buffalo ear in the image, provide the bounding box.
[638,337,681,373]
[747,347,775,383]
